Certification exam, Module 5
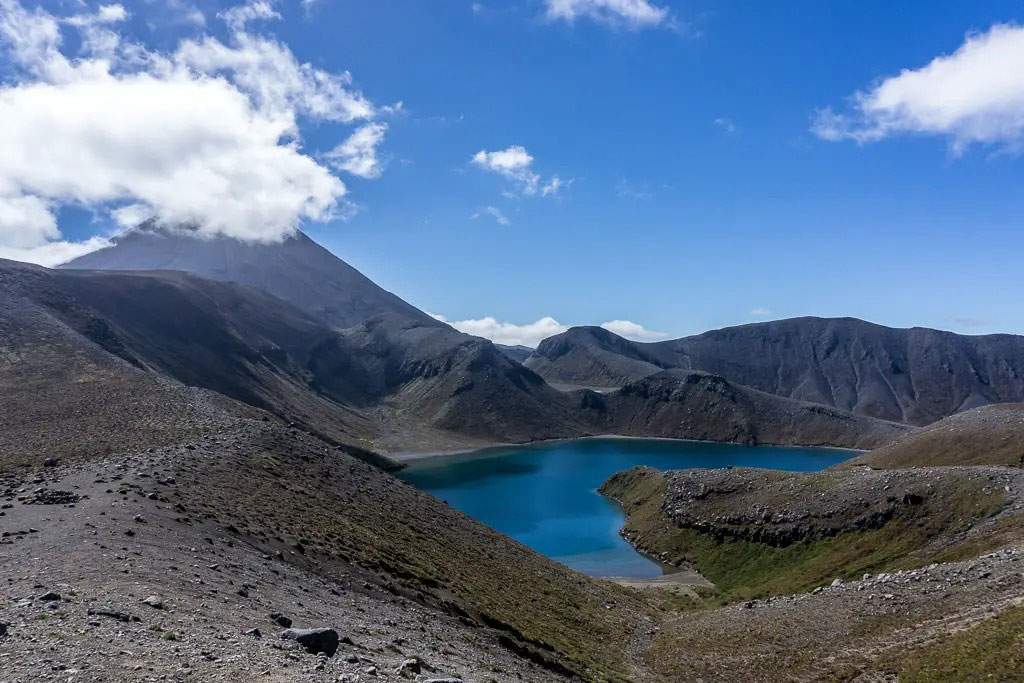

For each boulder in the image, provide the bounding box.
[269,612,292,628]
[396,657,424,677]
[141,595,164,609]
[281,627,340,657]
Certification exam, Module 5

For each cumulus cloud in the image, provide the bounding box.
[325,122,388,179]
[470,206,510,226]
[812,24,1024,153]
[545,0,670,29]
[471,145,564,197]
[430,313,669,347]
[0,235,113,268]
[433,314,569,347]
[0,0,387,266]
[218,0,279,33]
[65,4,128,27]
[600,319,668,341]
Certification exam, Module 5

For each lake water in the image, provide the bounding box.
[398,438,851,578]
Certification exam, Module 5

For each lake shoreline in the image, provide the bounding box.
[396,439,854,579]
[392,433,865,465]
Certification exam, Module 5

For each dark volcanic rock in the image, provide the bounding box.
[281,627,340,657]
[530,319,1024,426]
[35,227,589,453]
[580,370,908,449]
[269,612,292,628]
[64,224,430,329]
[494,344,534,364]
[87,608,139,623]
[24,489,80,505]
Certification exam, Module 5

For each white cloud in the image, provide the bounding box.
[0,0,386,266]
[326,122,388,179]
[472,145,564,197]
[812,24,1024,153]
[540,176,566,196]
[713,117,736,134]
[600,319,668,341]
[435,315,569,348]
[66,4,128,27]
[0,235,112,268]
[430,313,669,347]
[470,206,510,226]
[750,307,772,317]
[545,0,670,29]
[218,0,279,33]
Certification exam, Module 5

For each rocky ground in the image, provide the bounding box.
[0,334,652,682]
[649,547,1024,681]
[652,465,1021,547]
[0,440,564,682]
[849,402,1024,469]
[602,464,1024,681]
[6,254,1024,681]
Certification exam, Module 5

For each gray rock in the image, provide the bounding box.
[141,595,164,609]
[43,458,59,467]
[280,627,340,657]
[88,608,139,622]
[269,612,292,628]
[396,657,424,677]
[37,591,61,601]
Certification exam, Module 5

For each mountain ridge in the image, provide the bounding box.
[528,318,1024,425]
[65,225,435,329]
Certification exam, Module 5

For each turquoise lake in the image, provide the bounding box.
[398,438,851,579]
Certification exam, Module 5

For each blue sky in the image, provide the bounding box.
[2,0,1024,345]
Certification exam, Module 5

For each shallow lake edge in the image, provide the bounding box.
[393,433,865,466]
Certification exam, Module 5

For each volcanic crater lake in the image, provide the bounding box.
[398,438,852,578]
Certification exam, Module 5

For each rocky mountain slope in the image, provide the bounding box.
[601,464,1024,680]
[58,230,911,453]
[65,224,430,329]
[576,369,908,449]
[528,319,1024,426]
[4,259,585,455]
[0,297,653,681]
[6,236,1024,680]
[848,402,1024,469]
[495,343,534,364]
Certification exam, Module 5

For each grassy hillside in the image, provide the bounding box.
[602,466,1019,603]
[849,402,1024,468]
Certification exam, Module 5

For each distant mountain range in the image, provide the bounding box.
[526,319,1024,426]
[5,224,1007,456]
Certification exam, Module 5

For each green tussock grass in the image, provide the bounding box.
[603,468,1007,604]
[895,604,1024,681]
